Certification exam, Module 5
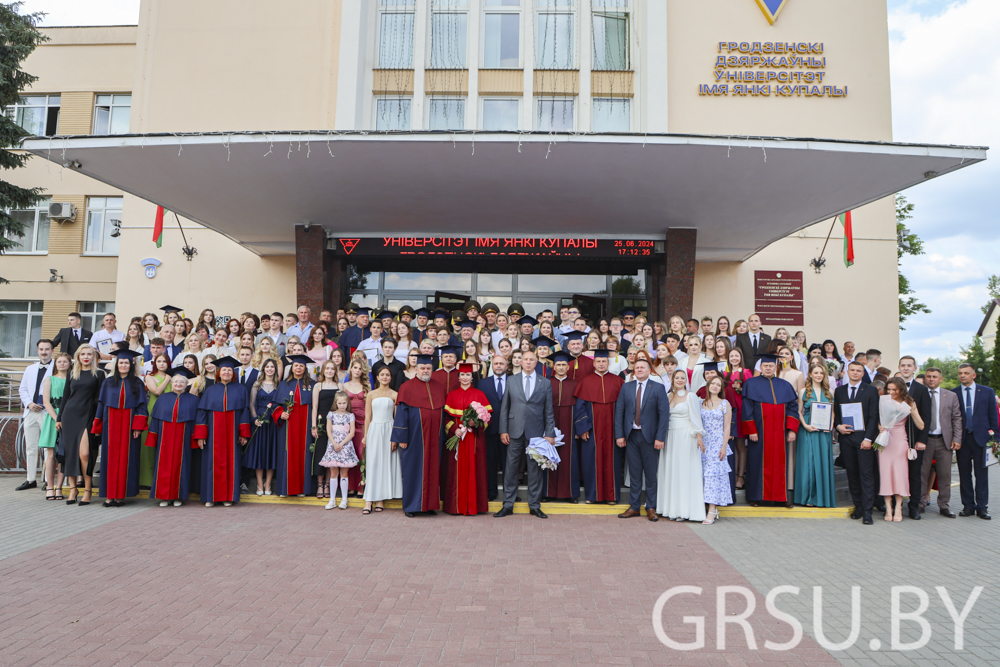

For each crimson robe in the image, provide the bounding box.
[574,373,624,502]
[546,376,579,500]
[194,382,252,503]
[433,367,460,395]
[273,378,314,497]
[92,378,149,500]
[145,391,199,500]
[741,375,800,503]
[567,354,594,381]
[391,377,447,513]
[443,386,491,515]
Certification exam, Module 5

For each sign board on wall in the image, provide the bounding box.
[333,237,659,259]
[754,270,803,326]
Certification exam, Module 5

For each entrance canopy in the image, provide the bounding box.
[23,131,986,261]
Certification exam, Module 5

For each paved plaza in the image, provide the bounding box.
[0,470,996,667]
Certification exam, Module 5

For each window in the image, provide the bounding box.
[536,97,574,131]
[482,98,519,130]
[378,1,415,68]
[79,302,116,334]
[483,1,520,68]
[84,196,123,255]
[592,1,629,70]
[592,97,630,132]
[376,98,412,130]
[93,95,131,135]
[5,95,60,137]
[6,197,50,254]
[430,1,467,69]
[0,301,43,359]
[428,98,465,130]
[536,0,574,69]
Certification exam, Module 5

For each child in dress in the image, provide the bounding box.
[320,391,359,510]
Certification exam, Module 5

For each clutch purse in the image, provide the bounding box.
[907,447,918,461]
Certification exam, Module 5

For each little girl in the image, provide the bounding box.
[320,391,359,510]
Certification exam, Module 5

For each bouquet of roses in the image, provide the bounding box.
[445,402,491,452]
[989,430,999,462]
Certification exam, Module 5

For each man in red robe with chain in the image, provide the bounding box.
[562,331,594,381]
[574,350,624,503]
[545,351,580,502]
[392,355,447,517]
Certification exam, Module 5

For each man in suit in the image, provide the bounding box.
[834,361,881,525]
[51,312,91,357]
[614,357,669,521]
[734,313,771,369]
[495,350,556,519]
[898,355,932,520]
[480,355,508,501]
[235,346,259,389]
[145,324,182,362]
[919,367,963,517]
[954,363,999,519]
[256,313,289,358]
[16,339,54,490]
[371,337,407,390]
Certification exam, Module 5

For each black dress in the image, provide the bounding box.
[59,369,105,477]
[311,386,338,475]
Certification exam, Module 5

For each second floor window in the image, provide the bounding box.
[536,97,574,132]
[6,197,51,254]
[93,95,131,135]
[376,98,412,131]
[428,97,465,130]
[5,95,60,137]
[482,98,519,131]
[430,1,467,69]
[379,1,415,68]
[537,1,575,69]
[593,2,629,70]
[84,196,123,255]
[483,0,520,68]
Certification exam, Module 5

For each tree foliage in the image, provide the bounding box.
[895,194,929,329]
[0,2,47,283]
[982,274,1000,314]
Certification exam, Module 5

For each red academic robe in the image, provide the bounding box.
[568,354,594,381]
[740,375,800,503]
[92,380,149,500]
[546,376,579,499]
[443,386,491,515]
[433,367,460,395]
[574,372,624,502]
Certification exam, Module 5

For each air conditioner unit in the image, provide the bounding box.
[48,202,77,220]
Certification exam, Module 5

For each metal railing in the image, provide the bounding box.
[0,370,27,471]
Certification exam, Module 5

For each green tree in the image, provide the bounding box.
[960,336,993,389]
[0,2,47,283]
[982,274,1000,314]
[921,356,960,389]
[896,194,929,329]
[992,321,1000,393]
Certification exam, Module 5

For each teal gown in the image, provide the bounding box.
[794,388,837,507]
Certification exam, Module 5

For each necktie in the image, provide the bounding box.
[850,386,856,400]
[524,374,532,398]
[74,329,79,341]
[33,364,47,404]
[752,334,758,353]
[966,387,973,424]
[240,369,245,384]
[496,376,504,401]
[929,390,938,433]
[635,382,643,427]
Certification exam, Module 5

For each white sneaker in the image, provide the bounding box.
[223,502,233,507]
[339,498,348,510]
[159,501,169,507]
[324,500,336,510]
[173,500,182,507]
[256,489,264,496]
[278,494,287,498]
[205,502,214,507]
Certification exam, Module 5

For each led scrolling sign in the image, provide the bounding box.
[334,237,658,259]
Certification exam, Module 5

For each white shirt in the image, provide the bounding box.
[846,381,862,400]
[749,331,760,348]
[18,359,53,416]
[89,328,125,354]
[356,337,383,365]
[927,387,941,435]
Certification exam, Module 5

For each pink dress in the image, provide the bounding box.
[878,417,910,496]
[346,389,367,492]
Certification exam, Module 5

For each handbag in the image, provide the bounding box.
[907,447,918,461]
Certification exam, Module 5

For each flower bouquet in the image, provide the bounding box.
[444,402,491,452]
[527,428,565,471]
[988,430,999,467]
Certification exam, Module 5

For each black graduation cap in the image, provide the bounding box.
[531,336,556,349]
[562,331,586,342]
[550,351,573,364]
[112,348,144,360]
[213,356,241,369]
[698,361,721,374]
[356,307,372,317]
[379,310,397,320]
[619,307,639,318]
[165,366,196,379]
[459,319,477,330]
[160,305,183,313]
[416,354,436,365]
[414,308,432,318]
[758,353,780,364]
[518,315,538,327]
[592,349,610,359]
[438,345,462,357]
[433,309,450,320]
[285,354,314,366]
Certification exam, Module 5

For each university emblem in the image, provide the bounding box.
[754,0,789,25]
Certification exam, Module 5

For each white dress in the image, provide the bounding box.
[394,340,417,364]
[657,392,706,521]
[362,396,403,502]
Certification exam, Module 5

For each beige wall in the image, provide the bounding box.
[24,26,136,95]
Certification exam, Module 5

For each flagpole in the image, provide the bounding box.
[809,216,839,273]
[817,216,837,260]
[173,211,198,260]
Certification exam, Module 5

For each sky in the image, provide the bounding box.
[19,1,999,362]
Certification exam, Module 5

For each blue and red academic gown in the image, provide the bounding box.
[338,325,370,359]
[573,372,624,503]
[740,375,800,503]
[145,391,199,501]
[193,382,252,503]
[391,377,447,513]
[92,380,149,500]
[443,386,491,515]
[537,363,554,379]
[545,376,579,500]
[413,328,431,345]
[567,354,594,381]
[272,378,314,497]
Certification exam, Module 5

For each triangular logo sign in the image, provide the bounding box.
[755,0,789,25]
[340,238,361,255]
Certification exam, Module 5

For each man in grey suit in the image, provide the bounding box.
[614,357,670,521]
[256,313,289,358]
[495,350,556,519]
[919,367,963,517]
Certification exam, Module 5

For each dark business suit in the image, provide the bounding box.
[734,331,771,368]
[834,382,880,515]
[903,379,932,516]
[480,373,506,501]
[954,383,999,513]
[236,366,259,389]
[143,342,182,362]
[51,327,92,356]
[614,379,670,511]
[499,371,556,511]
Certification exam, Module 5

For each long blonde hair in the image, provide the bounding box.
[183,333,203,353]
[251,339,281,369]
[70,344,98,380]
[346,358,371,394]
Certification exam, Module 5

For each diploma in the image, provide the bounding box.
[96,338,112,356]
[840,403,864,431]
[809,402,833,431]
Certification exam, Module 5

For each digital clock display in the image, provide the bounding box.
[335,237,657,258]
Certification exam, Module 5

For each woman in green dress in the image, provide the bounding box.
[40,353,71,500]
[141,353,173,486]
[794,363,837,507]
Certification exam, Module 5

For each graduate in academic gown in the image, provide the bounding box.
[194,356,252,506]
[145,367,200,504]
[442,364,491,515]
[562,331,595,381]
[740,353,800,507]
[432,345,461,395]
[273,354,315,497]
[532,336,556,379]
[412,308,433,345]
[574,350,624,503]
[337,308,372,358]
[391,355,447,516]
[545,352,580,501]
[92,349,149,506]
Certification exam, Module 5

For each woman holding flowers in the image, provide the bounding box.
[442,363,492,515]
[247,358,280,496]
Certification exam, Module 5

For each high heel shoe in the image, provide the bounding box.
[884,509,893,521]
[893,507,903,522]
[66,489,78,505]
[79,490,91,506]
[702,509,720,525]
[45,486,56,501]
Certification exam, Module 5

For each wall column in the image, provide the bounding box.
[295,225,327,318]
[664,228,697,320]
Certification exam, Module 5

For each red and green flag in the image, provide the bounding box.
[839,211,854,267]
[153,206,165,247]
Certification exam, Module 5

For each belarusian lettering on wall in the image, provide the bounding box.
[699,42,847,98]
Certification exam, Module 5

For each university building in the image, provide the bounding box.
[1,0,985,368]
